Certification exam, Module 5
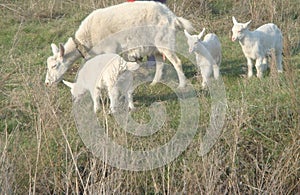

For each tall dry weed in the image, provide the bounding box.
[0,0,299,194]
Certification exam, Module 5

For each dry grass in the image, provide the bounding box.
[0,0,299,194]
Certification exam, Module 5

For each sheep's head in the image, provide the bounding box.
[231,16,252,42]
[45,43,69,86]
[184,29,205,53]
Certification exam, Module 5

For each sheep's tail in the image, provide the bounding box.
[175,17,195,33]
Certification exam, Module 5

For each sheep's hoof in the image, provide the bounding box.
[256,73,263,79]
[108,109,117,115]
[247,74,253,78]
[177,82,187,89]
[93,108,99,114]
[150,81,158,86]
[129,107,136,112]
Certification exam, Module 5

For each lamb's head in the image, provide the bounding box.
[119,58,140,73]
[125,62,140,72]
[45,43,69,86]
[184,29,205,53]
[231,16,252,42]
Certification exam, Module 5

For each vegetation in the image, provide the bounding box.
[0,0,299,194]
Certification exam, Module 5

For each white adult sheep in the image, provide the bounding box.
[231,16,283,78]
[62,53,139,114]
[184,28,221,88]
[45,2,194,88]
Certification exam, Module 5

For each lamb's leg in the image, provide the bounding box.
[161,50,186,88]
[201,78,208,89]
[247,57,254,78]
[199,63,212,89]
[108,86,119,114]
[255,58,264,78]
[151,54,164,86]
[126,88,135,110]
[92,89,101,113]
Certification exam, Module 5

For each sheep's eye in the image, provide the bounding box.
[51,64,57,69]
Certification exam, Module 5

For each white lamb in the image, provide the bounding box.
[231,16,283,78]
[45,2,194,88]
[184,28,221,88]
[62,53,139,114]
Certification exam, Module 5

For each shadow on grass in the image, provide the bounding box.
[133,82,206,108]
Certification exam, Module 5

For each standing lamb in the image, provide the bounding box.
[231,16,283,78]
[45,2,194,88]
[62,53,139,114]
[184,28,221,88]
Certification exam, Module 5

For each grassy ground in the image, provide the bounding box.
[0,0,299,194]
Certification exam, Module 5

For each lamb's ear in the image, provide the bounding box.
[184,29,191,38]
[198,28,206,40]
[244,20,252,29]
[126,62,140,71]
[59,43,65,58]
[51,43,59,55]
[62,80,75,89]
[232,16,238,25]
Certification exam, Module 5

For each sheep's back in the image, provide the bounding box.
[75,2,177,49]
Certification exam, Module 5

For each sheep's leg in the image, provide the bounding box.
[276,51,283,73]
[255,58,264,78]
[151,54,164,86]
[108,86,119,114]
[161,50,186,88]
[247,57,254,78]
[262,57,269,72]
[212,64,220,80]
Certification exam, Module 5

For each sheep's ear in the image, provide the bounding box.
[184,29,191,38]
[244,20,252,29]
[59,43,65,58]
[126,62,140,71]
[62,80,75,89]
[198,28,206,40]
[51,43,59,55]
[232,16,238,25]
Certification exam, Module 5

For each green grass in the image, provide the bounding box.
[0,0,299,194]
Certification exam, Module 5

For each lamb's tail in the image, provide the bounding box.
[175,17,195,33]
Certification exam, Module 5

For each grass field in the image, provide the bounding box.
[0,0,299,194]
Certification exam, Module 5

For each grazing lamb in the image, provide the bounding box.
[45,1,194,88]
[184,28,221,88]
[231,16,283,78]
[62,53,139,114]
